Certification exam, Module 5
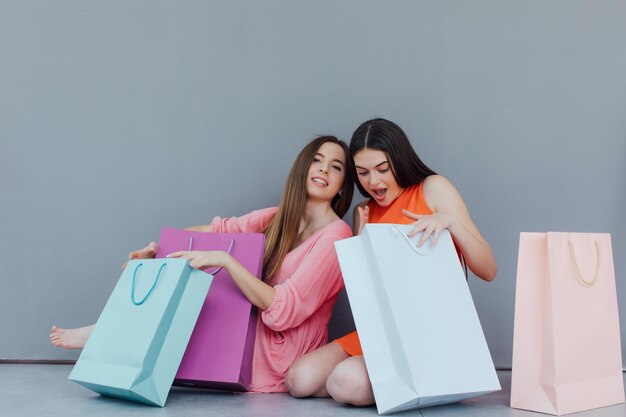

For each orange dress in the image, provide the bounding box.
[335,182,433,356]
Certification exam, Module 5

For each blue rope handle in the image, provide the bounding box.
[131,262,167,305]
[187,236,235,276]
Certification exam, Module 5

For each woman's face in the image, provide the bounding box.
[353,148,404,207]
[306,142,346,202]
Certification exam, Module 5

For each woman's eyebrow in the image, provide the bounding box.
[355,161,389,170]
[315,152,345,167]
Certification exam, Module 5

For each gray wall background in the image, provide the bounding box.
[1,1,624,368]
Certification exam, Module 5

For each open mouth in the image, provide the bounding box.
[311,177,329,187]
[371,188,387,201]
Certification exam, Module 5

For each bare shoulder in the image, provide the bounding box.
[423,174,454,189]
[422,175,463,211]
[423,174,458,196]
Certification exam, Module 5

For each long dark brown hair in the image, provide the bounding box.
[349,118,436,197]
[262,136,354,284]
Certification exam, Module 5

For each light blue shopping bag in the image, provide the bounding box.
[69,258,212,406]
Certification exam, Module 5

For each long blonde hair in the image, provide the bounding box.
[262,136,354,285]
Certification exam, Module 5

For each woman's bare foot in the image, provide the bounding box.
[50,325,94,349]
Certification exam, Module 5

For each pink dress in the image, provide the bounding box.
[210,207,352,392]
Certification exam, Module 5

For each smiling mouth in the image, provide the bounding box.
[311,177,328,187]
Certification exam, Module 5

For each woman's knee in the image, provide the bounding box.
[285,359,319,398]
[286,342,349,398]
[326,357,374,406]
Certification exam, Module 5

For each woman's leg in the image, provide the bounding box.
[285,341,349,398]
[49,324,94,349]
[326,355,375,406]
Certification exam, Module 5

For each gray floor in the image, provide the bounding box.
[0,365,624,417]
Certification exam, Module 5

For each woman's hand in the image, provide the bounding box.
[122,242,158,269]
[167,250,231,270]
[170,250,275,309]
[356,205,370,235]
[402,209,456,247]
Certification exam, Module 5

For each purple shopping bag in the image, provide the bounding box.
[155,229,264,391]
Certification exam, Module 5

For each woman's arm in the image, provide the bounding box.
[184,224,213,232]
[185,207,278,234]
[406,175,497,282]
[121,222,218,268]
[259,228,350,332]
[123,209,276,269]
[167,250,276,309]
[167,223,351,317]
[140,208,281,305]
[122,225,213,265]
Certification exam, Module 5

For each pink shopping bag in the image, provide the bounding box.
[511,232,624,415]
[155,229,264,391]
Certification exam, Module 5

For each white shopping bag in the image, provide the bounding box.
[335,224,500,415]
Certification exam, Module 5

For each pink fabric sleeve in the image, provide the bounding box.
[210,207,278,234]
[261,226,351,332]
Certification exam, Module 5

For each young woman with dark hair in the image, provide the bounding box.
[51,136,355,393]
[285,119,497,406]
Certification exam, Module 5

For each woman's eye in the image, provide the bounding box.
[312,157,321,163]
[379,169,389,174]
[332,165,342,171]
[357,171,368,177]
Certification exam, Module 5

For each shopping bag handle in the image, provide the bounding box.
[131,262,167,305]
[187,236,235,276]
[390,226,433,256]
[568,239,600,286]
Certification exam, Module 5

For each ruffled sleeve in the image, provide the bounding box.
[261,222,352,332]
[210,207,278,234]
